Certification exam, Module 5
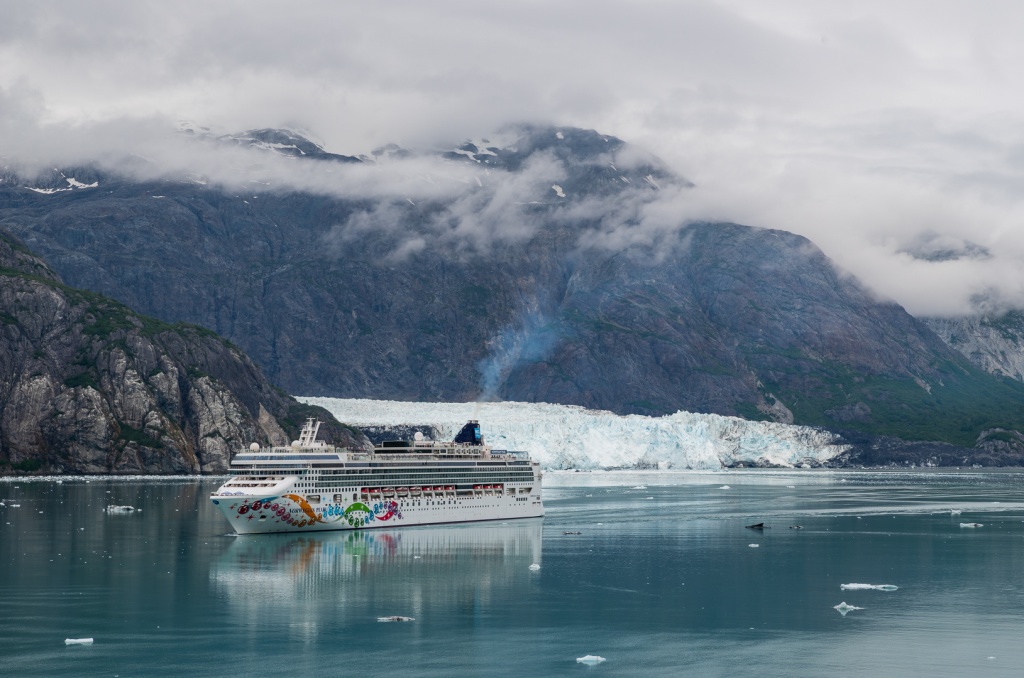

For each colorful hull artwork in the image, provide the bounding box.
[220,495,404,529]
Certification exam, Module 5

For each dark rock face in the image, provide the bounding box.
[4,125,1024,451]
[0,230,367,474]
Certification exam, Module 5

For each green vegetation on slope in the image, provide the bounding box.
[759,355,1024,446]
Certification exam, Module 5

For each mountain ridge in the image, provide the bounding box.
[3,124,1024,460]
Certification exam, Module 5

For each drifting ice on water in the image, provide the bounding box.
[211,419,544,535]
[301,397,848,469]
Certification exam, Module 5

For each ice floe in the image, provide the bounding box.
[833,602,863,616]
[841,583,898,591]
[960,522,984,528]
[748,544,759,548]
[377,616,414,622]
[529,563,541,571]
[64,638,94,645]
[576,655,606,664]
[105,505,135,513]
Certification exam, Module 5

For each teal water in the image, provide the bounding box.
[2,471,1024,676]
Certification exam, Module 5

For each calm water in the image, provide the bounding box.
[2,470,1024,677]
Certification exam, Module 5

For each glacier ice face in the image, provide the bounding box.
[300,398,848,470]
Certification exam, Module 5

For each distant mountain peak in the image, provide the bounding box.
[899,232,991,262]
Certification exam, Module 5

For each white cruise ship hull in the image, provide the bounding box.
[212,418,543,535]
[212,486,543,535]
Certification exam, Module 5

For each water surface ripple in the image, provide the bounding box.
[2,470,1023,676]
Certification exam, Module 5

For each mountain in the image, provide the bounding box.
[3,125,1024,459]
[0,229,367,474]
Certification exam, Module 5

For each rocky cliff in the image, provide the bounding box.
[0,229,368,474]
[925,313,1024,381]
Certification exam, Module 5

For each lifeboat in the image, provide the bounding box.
[397,487,409,497]
[411,487,422,496]
[383,487,395,498]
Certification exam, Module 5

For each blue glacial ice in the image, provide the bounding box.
[301,398,848,470]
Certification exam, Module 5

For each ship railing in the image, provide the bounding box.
[491,450,529,458]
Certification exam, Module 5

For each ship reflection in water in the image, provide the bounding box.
[210,519,543,637]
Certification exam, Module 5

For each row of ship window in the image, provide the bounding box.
[296,487,532,504]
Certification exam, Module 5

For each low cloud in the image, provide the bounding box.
[6,2,1024,317]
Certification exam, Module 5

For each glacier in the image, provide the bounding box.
[299,398,848,470]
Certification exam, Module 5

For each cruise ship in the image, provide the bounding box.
[210,419,544,534]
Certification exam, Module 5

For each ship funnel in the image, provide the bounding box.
[453,420,483,445]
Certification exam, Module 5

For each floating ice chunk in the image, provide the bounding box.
[786,485,796,489]
[105,505,135,513]
[833,602,863,616]
[551,184,566,198]
[377,616,414,622]
[577,655,606,665]
[950,509,962,516]
[719,485,731,490]
[960,522,983,528]
[841,583,898,591]
[748,544,759,548]
[631,485,647,490]
[645,496,654,500]
[529,563,541,571]
[64,638,94,645]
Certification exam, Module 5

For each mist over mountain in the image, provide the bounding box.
[3,124,1024,458]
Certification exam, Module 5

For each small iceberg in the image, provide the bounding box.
[960,522,983,528]
[834,602,863,616]
[377,616,414,622]
[577,655,606,665]
[950,509,962,516]
[105,505,135,513]
[748,544,760,548]
[841,583,898,591]
[529,563,541,571]
[719,485,731,490]
[65,638,94,645]
[630,485,647,490]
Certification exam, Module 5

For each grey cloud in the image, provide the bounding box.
[6,2,1024,317]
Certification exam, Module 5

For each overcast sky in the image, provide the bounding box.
[4,1,1024,317]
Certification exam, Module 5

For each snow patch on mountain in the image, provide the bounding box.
[26,175,98,194]
[300,398,848,469]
